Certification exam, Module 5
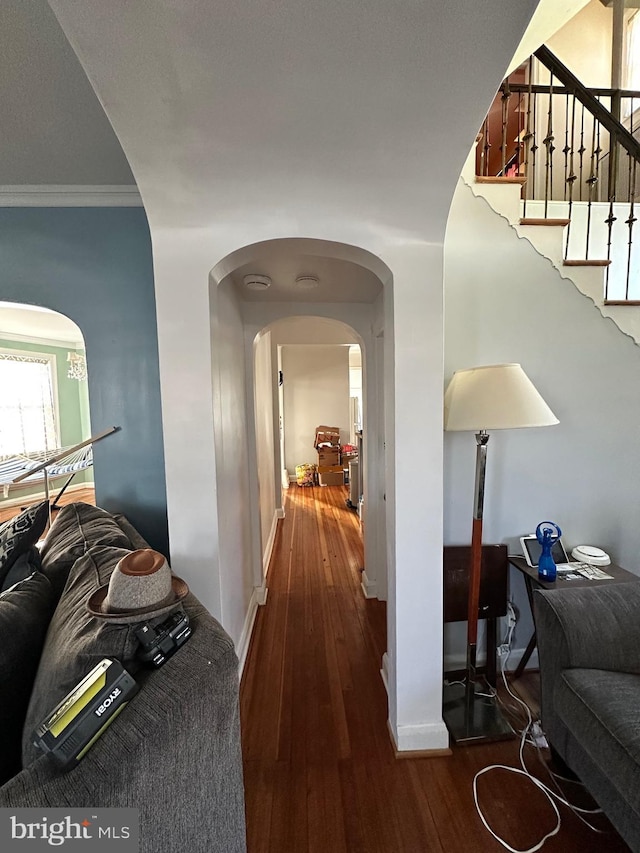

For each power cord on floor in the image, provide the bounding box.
[472,601,605,852]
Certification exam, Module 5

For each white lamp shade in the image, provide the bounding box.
[444,363,559,431]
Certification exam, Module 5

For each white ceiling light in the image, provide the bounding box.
[243,273,271,290]
[295,274,319,290]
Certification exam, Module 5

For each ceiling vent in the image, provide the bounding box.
[294,274,319,290]
[243,274,271,291]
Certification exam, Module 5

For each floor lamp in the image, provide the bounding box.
[442,363,558,743]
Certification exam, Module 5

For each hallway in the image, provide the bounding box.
[240,485,627,852]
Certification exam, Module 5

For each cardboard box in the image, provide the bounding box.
[314,425,341,449]
[318,468,345,486]
[317,448,340,466]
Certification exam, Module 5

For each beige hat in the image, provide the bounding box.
[87,549,189,624]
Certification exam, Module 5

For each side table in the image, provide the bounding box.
[444,544,508,688]
[508,555,639,679]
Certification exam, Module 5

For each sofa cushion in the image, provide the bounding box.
[22,545,140,769]
[555,668,640,816]
[0,571,54,784]
[1,546,43,593]
[39,503,133,602]
[0,501,49,590]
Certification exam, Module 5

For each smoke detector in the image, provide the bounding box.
[243,274,272,291]
[295,274,319,290]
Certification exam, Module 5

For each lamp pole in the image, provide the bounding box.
[466,430,489,712]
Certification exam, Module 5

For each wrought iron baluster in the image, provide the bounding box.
[531,80,538,201]
[515,91,523,176]
[625,156,637,301]
[543,73,555,217]
[563,94,570,202]
[500,80,511,176]
[585,113,599,259]
[594,112,602,204]
[578,104,586,202]
[605,196,617,300]
[566,95,577,259]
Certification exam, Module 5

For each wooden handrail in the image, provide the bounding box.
[534,45,640,162]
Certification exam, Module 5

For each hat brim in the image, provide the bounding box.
[86,576,189,624]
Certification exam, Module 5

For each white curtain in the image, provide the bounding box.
[0,354,58,458]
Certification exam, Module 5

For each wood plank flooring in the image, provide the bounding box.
[240,484,629,852]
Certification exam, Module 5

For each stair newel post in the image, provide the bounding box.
[579,104,586,202]
[521,56,535,219]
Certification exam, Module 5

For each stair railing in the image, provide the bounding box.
[478,45,640,302]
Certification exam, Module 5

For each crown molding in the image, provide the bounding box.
[0,185,143,207]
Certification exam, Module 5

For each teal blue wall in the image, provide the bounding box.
[0,208,168,554]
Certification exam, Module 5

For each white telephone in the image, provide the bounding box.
[571,545,611,566]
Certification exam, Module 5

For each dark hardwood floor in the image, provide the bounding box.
[240,484,629,852]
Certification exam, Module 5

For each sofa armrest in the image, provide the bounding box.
[0,597,247,853]
[534,581,640,676]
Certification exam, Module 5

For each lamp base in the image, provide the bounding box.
[442,679,515,745]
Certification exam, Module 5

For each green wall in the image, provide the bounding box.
[0,336,93,504]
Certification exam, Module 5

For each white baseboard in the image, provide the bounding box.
[360,569,377,599]
[263,509,283,578]
[390,719,450,752]
[237,588,260,678]
[380,652,389,695]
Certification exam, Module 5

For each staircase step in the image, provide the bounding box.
[563,259,611,267]
[519,218,571,227]
[604,300,640,306]
[476,176,527,185]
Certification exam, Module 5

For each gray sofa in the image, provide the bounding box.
[534,582,640,852]
[0,502,247,853]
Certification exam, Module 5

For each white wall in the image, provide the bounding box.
[254,330,277,567]
[282,345,350,474]
[211,278,255,650]
[546,0,612,87]
[444,176,640,665]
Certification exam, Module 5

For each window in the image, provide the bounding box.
[0,351,59,459]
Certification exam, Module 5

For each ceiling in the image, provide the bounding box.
[230,253,382,303]
[0,303,83,345]
[0,0,134,185]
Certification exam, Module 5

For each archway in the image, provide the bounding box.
[209,237,391,668]
[0,302,93,516]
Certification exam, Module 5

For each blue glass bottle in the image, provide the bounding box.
[536,521,561,582]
